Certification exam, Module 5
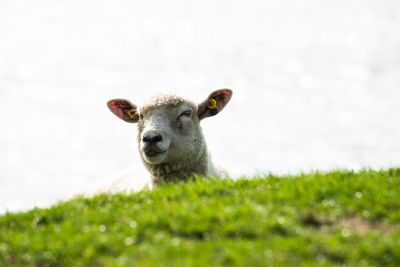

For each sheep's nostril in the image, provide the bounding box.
[150,134,162,143]
[142,131,163,145]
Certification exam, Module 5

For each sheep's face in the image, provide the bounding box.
[107,89,232,167]
[137,101,201,165]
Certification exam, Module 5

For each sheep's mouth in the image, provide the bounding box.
[142,149,168,164]
[143,149,167,158]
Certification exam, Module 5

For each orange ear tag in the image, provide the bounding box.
[207,98,217,109]
[128,108,138,120]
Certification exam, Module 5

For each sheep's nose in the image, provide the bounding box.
[142,131,163,146]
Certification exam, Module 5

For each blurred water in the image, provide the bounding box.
[1,0,400,213]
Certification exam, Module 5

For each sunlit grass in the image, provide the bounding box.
[1,169,400,266]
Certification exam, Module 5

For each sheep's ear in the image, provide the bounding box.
[198,89,233,120]
[107,99,139,123]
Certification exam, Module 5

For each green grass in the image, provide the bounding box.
[1,169,400,266]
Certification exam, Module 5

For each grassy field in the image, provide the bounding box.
[0,169,399,266]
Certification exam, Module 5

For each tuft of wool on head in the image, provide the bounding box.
[140,95,196,113]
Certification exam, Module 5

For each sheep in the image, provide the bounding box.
[107,89,233,187]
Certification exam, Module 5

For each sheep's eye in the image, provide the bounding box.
[179,110,192,119]
[139,114,144,120]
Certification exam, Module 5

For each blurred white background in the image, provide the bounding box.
[1,0,400,213]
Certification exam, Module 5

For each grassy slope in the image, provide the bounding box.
[0,169,400,267]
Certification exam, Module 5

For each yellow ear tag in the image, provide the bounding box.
[207,98,217,109]
[127,108,138,120]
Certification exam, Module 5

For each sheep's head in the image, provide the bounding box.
[107,89,232,171]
